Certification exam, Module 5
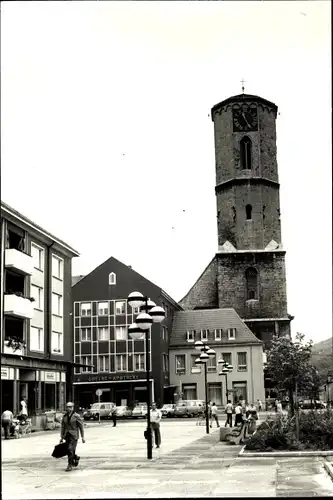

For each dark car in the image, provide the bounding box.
[299,400,327,411]
[161,404,176,418]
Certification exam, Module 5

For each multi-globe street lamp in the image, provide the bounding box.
[218,357,233,404]
[127,292,165,460]
[194,340,216,434]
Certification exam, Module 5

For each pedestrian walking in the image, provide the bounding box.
[111,406,117,427]
[210,402,220,428]
[20,398,28,421]
[245,403,250,419]
[224,400,233,427]
[1,410,13,440]
[276,400,283,414]
[234,402,243,427]
[60,402,85,472]
[257,399,262,412]
[150,403,162,448]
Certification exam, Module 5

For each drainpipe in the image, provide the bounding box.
[46,242,55,359]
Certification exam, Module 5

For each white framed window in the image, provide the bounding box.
[98,355,109,372]
[191,354,201,373]
[186,330,194,343]
[115,326,127,341]
[207,354,217,372]
[52,255,63,280]
[81,356,92,373]
[214,328,222,341]
[134,353,145,371]
[51,331,63,354]
[201,329,208,341]
[109,272,116,285]
[31,285,43,310]
[132,306,140,315]
[228,328,236,340]
[115,301,126,315]
[30,326,44,352]
[163,354,169,372]
[98,302,109,316]
[31,243,44,271]
[98,327,109,341]
[237,352,247,371]
[81,328,92,342]
[221,352,232,366]
[175,354,186,374]
[116,354,127,372]
[80,302,92,316]
[52,293,63,317]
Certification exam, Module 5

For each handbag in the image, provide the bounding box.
[52,442,68,458]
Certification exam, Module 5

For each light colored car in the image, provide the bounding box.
[115,406,132,418]
[132,404,148,419]
[174,400,205,418]
[83,402,115,420]
[161,404,176,418]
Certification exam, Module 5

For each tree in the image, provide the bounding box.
[264,332,316,416]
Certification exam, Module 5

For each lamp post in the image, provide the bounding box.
[194,340,216,434]
[218,358,233,405]
[127,291,165,460]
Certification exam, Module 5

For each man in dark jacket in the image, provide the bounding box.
[60,402,85,472]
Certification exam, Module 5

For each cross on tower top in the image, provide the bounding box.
[241,78,246,93]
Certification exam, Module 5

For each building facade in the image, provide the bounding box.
[1,202,79,418]
[179,94,293,398]
[72,257,181,409]
[169,309,265,406]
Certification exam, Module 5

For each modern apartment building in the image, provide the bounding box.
[169,308,265,406]
[1,202,79,419]
[72,256,182,408]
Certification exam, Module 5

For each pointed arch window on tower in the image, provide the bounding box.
[240,136,252,170]
[246,204,252,220]
[246,267,258,300]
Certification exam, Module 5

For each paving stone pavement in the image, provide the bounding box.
[2,419,333,498]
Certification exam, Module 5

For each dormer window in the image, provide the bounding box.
[201,329,208,341]
[214,328,222,341]
[228,328,236,340]
[186,330,195,342]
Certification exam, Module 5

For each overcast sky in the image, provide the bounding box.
[1,1,331,344]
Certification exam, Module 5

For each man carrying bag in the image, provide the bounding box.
[59,402,85,472]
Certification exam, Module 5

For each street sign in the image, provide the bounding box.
[96,389,103,397]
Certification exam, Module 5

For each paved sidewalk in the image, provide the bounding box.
[2,419,333,498]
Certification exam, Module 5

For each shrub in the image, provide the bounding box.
[299,409,333,451]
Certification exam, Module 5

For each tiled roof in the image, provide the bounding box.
[170,308,262,347]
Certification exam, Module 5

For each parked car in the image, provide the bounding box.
[83,402,116,420]
[132,404,148,419]
[174,400,205,418]
[299,400,327,410]
[161,404,176,418]
[115,406,132,418]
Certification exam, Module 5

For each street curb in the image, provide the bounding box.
[324,461,333,481]
[238,446,333,457]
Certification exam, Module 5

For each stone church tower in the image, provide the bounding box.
[180,93,293,349]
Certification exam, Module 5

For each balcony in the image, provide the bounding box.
[5,249,34,276]
[4,294,34,320]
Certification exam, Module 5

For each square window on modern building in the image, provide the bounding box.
[214,328,222,341]
[30,326,44,352]
[98,327,109,341]
[116,354,127,371]
[81,328,92,342]
[52,255,63,280]
[228,328,236,340]
[98,355,109,372]
[115,301,126,315]
[237,352,247,371]
[51,331,63,354]
[31,243,44,271]
[134,353,145,371]
[80,302,92,316]
[31,285,43,310]
[52,293,63,317]
[115,326,127,341]
[98,302,109,316]
[81,356,92,373]
[175,354,186,374]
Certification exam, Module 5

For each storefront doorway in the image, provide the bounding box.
[1,380,14,413]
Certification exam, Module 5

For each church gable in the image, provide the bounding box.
[179,257,218,311]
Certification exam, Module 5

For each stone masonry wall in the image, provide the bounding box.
[179,258,218,310]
